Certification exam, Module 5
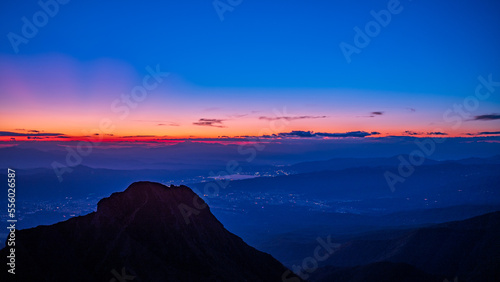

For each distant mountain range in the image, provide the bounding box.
[195,162,500,206]
[288,155,500,174]
[0,182,300,281]
[2,153,499,203]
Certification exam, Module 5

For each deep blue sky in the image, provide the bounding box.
[2,0,499,93]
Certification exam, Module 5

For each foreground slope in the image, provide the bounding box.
[1,182,297,281]
[312,211,500,281]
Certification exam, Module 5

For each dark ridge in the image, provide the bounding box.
[314,211,500,281]
[0,181,300,282]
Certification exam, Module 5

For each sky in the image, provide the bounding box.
[1,0,500,142]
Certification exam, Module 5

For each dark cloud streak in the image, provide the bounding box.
[193,118,226,128]
[0,131,65,137]
[277,130,378,138]
[473,114,500,121]
[477,131,500,135]
[403,131,421,136]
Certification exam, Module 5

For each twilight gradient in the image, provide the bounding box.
[0,0,499,140]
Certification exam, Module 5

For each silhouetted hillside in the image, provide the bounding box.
[310,262,443,282]
[0,182,298,282]
[316,211,500,281]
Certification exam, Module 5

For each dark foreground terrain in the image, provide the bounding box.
[0,182,299,282]
[2,181,499,281]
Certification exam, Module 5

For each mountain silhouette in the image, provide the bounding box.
[0,181,299,281]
